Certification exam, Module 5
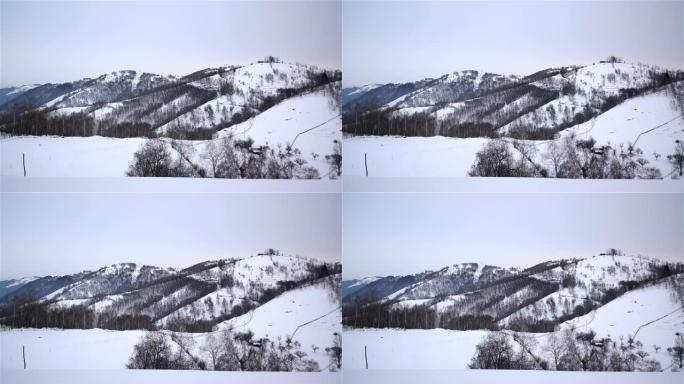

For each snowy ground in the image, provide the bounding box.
[0,328,146,369]
[1,370,339,384]
[343,328,487,369]
[0,136,145,177]
[345,370,682,384]
[343,136,487,177]
[343,87,684,177]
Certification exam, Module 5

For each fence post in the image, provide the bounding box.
[23,345,26,369]
[365,345,368,369]
[23,153,26,177]
[364,153,368,177]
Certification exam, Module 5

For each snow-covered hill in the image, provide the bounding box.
[218,275,341,369]
[343,83,683,177]
[2,62,339,132]
[0,277,40,300]
[345,62,680,130]
[1,276,341,372]
[342,272,683,371]
[560,275,684,368]
[0,253,341,334]
[0,61,341,178]
[343,254,683,332]
[342,60,684,178]
[1,84,341,177]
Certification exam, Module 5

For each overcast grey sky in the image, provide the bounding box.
[1,193,340,280]
[0,1,341,87]
[343,1,684,87]
[343,193,683,280]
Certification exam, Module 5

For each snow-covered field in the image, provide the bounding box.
[0,328,146,369]
[1,370,339,384]
[0,136,146,177]
[344,87,684,177]
[343,328,488,369]
[343,136,487,177]
[344,370,682,384]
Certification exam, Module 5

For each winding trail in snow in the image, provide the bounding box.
[632,305,684,339]
[290,114,340,147]
[290,306,341,338]
[632,114,683,147]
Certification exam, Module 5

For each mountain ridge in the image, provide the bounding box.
[1,60,341,140]
[342,60,684,140]
[0,253,341,333]
[342,253,684,332]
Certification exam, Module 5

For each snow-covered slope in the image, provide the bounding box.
[155,255,325,327]
[499,255,664,326]
[498,62,664,133]
[0,255,341,333]
[344,255,683,332]
[43,263,176,302]
[551,83,684,175]
[560,275,684,368]
[2,62,338,132]
[1,82,340,178]
[0,84,40,106]
[342,84,383,105]
[341,276,383,298]
[385,70,516,109]
[218,275,341,369]
[157,63,323,133]
[0,277,40,300]
[348,62,677,128]
[342,82,683,178]
[1,84,341,177]
[211,83,341,174]
[43,70,175,109]
[0,275,341,371]
[342,61,683,178]
[343,275,683,371]
[0,61,340,178]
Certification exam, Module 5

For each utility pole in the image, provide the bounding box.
[22,153,26,177]
[23,345,26,369]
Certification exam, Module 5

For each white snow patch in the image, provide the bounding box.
[343,328,488,369]
[0,328,146,369]
[1,136,147,177]
[343,136,487,177]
